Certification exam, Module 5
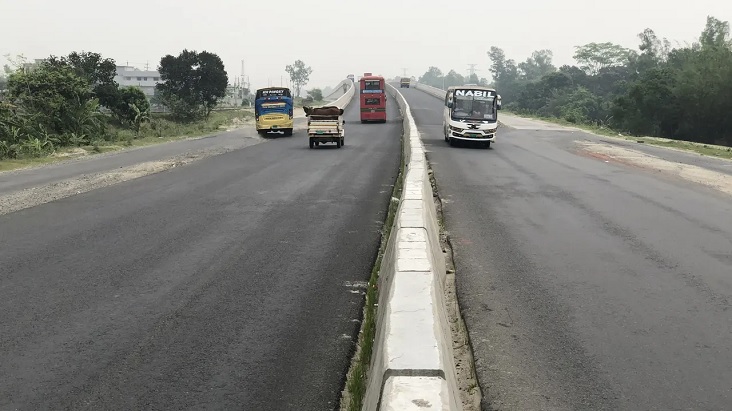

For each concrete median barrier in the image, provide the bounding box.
[413,82,446,100]
[361,84,462,410]
[322,79,355,109]
[325,79,355,102]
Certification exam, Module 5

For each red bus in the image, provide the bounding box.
[359,75,387,123]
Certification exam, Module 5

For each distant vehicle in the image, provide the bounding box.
[442,85,501,148]
[400,77,411,88]
[254,87,294,136]
[304,106,345,149]
[359,75,387,123]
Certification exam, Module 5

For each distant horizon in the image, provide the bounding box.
[2,0,730,91]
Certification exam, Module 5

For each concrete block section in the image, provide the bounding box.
[380,376,453,411]
[383,271,442,371]
[399,227,428,243]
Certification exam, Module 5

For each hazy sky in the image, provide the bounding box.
[2,0,730,91]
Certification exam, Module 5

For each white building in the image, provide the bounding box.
[114,66,161,98]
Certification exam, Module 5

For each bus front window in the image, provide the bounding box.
[452,96,496,121]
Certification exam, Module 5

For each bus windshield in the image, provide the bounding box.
[363,80,382,91]
[451,92,497,121]
[256,88,291,99]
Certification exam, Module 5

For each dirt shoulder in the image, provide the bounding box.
[498,113,732,197]
[500,111,732,162]
[0,114,273,216]
[577,141,732,197]
[0,136,264,216]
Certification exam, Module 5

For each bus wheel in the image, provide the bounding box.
[309,138,315,149]
[361,120,366,124]
[336,138,342,148]
[449,137,456,147]
[340,137,345,146]
[484,142,491,149]
[284,128,293,137]
[444,127,449,142]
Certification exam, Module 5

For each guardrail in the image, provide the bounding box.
[362,84,462,410]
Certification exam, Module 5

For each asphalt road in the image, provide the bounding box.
[398,86,732,411]
[0,101,402,410]
[0,118,280,195]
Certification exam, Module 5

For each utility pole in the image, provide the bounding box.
[467,64,478,77]
[241,60,245,91]
[145,61,149,70]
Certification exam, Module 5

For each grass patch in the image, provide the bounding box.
[0,109,254,173]
[340,121,406,411]
[503,110,732,161]
[0,155,62,172]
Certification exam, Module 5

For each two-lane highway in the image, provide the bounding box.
[0,101,402,410]
[399,86,732,411]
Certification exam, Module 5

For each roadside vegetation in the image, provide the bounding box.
[340,125,405,411]
[419,16,732,149]
[0,49,246,168]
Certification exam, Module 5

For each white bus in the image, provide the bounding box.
[443,86,501,148]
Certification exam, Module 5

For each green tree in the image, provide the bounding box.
[45,51,119,109]
[444,70,465,88]
[487,47,521,103]
[7,62,99,138]
[487,47,519,84]
[285,59,312,98]
[573,42,636,75]
[418,66,444,88]
[2,54,28,75]
[111,87,150,134]
[306,88,323,101]
[156,49,228,120]
[699,15,730,49]
[519,49,556,81]
[636,28,671,74]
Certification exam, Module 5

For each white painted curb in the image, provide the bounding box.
[362,85,462,410]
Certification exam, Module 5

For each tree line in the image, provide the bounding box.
[419,16,731,146]
[0,49,229,160]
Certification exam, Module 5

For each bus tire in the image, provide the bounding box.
[336,138,341,148]
[449,137,456,147]
[309,138,314,149]
[484,142,491,149]
[284,128,293,137]
[444,127,449,142]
